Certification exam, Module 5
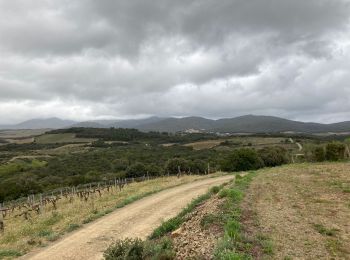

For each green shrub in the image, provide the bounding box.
[258,147,289,167]
[146,163,162,176]
[104,238,175,260]
[221,149,264,172]
[325,143,346,161]
[66,223,81,232]
[164,158,190,175]
[189,159,207,174]
[313,146,326,162]
[210,186,221,194]
[104,238,143,260]
[112,159,129,172]
[126,163,148,178]
[144,238,175,260]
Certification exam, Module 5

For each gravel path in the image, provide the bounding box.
[23,175,234,260]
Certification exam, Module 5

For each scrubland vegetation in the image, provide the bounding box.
[1,128,348,202]
[1,127,350,259]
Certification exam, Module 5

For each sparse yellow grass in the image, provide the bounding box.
[184,137,287,150]
[0,130,48,140]
[0,174,220,257]
[6,138,34,145]
[184,140,222,150]
[227,136,285,146]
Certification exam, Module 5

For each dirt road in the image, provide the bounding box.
[289,138,303,151]
[23,175,234,260]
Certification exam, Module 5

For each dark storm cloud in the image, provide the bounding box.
[0,0,350,123]
[1,0,348,56]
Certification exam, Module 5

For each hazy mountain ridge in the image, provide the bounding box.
[1,115,350,134]
[0,118,76,130]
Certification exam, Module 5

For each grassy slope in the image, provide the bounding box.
[146,163,350,259]
[242,163,350,259]
[0,174,217,258]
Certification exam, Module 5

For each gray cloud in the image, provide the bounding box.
[0,0,350,124]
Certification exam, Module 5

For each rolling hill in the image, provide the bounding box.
[1,115,350,134]
[0,118,76,130]
[135,115,350,134]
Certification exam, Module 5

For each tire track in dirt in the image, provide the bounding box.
[23,175,234,260]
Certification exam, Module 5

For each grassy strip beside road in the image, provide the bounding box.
[149,182,228,239]
[213,171,273,259]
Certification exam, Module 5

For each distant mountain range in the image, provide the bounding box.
[1,115,350,134]
[0,118,76,130]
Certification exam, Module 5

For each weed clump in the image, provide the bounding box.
[210,186,221,194]
[218,189,243,202]
[104,237,174,260]
[0,249,22,258]
[313,224,338,237]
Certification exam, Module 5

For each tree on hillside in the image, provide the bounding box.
[126,163,148,178]
[325,143,346,161]
[189,159,207,174]
[113,159,129,172]
[258,146,289,167]
[221,148,264,172]
[165,158,190,175]
[313,146,326,162]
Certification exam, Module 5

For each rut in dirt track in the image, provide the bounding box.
[22,175,234,260]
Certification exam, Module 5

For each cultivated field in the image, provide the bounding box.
[184,140,222,150]
[34,133,96,144]
[0,130,48,145]
[0,130,48,140]
[242,163,350,259]
[184,136,295,151]
[0,174,220,258]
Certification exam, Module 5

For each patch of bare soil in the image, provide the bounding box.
[242,163,350,259]
[171,196,224,259]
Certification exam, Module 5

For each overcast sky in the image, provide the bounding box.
[0,0,350,124]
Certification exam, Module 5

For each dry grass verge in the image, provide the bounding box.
[243,162,350,259]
